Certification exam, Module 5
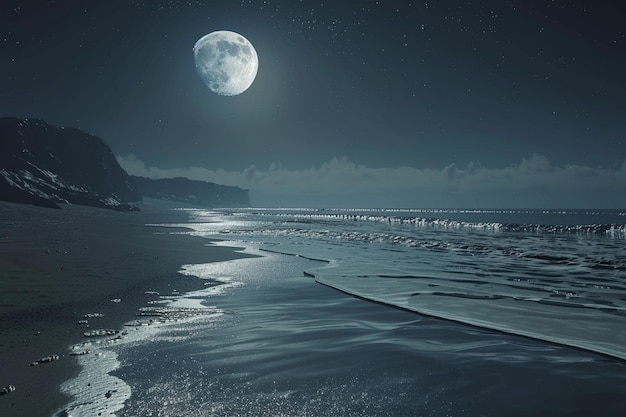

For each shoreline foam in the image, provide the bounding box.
[0,201,253,417]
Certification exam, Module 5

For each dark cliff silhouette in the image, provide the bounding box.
[0,117,140,210]
[0,117,250,210]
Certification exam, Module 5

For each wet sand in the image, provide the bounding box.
[0,201,251,417]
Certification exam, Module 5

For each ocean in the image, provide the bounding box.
[56,208,626,416]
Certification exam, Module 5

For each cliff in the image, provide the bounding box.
[131,175,250,207]
[0,117,251,210]
[0,117,140,210]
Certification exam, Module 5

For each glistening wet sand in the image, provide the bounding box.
[0,201,252,417]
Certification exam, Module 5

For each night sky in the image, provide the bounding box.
[2,0,625,208]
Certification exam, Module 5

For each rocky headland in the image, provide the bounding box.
[0,117,250,210]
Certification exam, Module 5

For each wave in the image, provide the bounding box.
[237,209,626,238]
[314,275,626,363]
[185,208,626,363]
[217,227,626,272]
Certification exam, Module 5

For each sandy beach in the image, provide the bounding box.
[0,201,251,417]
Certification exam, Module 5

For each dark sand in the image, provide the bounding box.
[0,201,251,417]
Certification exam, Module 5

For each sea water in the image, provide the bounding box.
[58,208,626,416]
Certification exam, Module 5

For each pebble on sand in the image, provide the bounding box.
[29,354,60,367]
[0,385,16,396]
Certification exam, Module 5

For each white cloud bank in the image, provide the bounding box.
[117,154,626,208]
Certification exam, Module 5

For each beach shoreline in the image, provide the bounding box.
[0,201,252,417]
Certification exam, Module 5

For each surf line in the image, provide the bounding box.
[314,278,626,364]
[258,247,331,264]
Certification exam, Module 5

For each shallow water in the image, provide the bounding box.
[202,208,626,361]
[58,208,626,416]
[116,245,626,416]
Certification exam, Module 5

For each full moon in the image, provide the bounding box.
[193,31,258,96]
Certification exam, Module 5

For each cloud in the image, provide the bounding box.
[117,154,626,208]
